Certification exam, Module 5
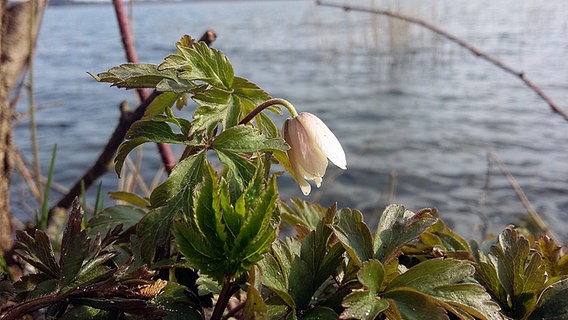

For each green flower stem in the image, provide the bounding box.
[239,98,298,125]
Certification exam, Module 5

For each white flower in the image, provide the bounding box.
[282,112,347,195]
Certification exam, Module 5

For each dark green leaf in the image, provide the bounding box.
[143,92,180,119]
[152,282,203,320]
[331,208,373,266]
[115,119,195,175]
[373,205,437,264]
[341,291,390,320]
[150,151,206,208]
[529,278,568,320]
[386,258,501,320]
[487,227,546,318]
[213,125,288,154]
[383,288,448,320]
[90,63,178,89]
[87,205,146,236]
[216,150,256,201]
[302,307,338,319]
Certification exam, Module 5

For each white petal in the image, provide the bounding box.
[297,112,347,169]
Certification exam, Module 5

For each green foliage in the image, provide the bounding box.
[473,227,568,319]
[174,159,279,283]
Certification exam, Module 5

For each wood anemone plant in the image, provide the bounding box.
[1,34,567,320]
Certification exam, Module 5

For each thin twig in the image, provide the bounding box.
[487,147,557,240]
[316,0,568,122]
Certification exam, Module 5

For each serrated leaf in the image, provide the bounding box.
[87,205,146,236]
[90,63,178,88]
[150,151,206,208]
[115,119,197,175]
[536,235,568,283]
[373,205,437,264]
[191,88,238,134]
[216,150,256,201]
[14,230,60,279]
[175,40,234,89]
[258,252,295,307]
[331,208,373,266]
[213,125,288,154]
[486,227,546,318]
[59,199,90,289]
[386,259,501,320]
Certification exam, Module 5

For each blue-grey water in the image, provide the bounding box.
[13,0,568,240]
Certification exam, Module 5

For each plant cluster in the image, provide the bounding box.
[1,35,567,320]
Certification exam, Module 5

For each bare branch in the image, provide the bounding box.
[316,0,568,122]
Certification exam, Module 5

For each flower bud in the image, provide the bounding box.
[283,112,346,195]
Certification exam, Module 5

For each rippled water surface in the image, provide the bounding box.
[14,0,568,239]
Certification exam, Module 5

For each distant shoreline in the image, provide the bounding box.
[48,0,302,6]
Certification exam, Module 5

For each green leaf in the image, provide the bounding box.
[302,307,339,319]
[258,249,295,307]
[90,63,178,89]
[216,150,256,201]
[152,282,203,320]
[482,227,547,318]
[373,205,437,264]
[108,191,150,208]
[191,88,239,134]
[212,125,288,154]
[87,205,146,236]
[536,235,568,283]
[280,198,328,231]
[341,260,389,320]
[115,118,197,175]
[143,91,181,119]
[160,38,234,89]
[383,288,448,320]
[149,151,206,208]
[529,278,568,320]
[331,208,373,266]
[386,258,501,320]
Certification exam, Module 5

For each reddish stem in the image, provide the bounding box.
[112,0,177,173]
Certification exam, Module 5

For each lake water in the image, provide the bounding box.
[13,0,568,240]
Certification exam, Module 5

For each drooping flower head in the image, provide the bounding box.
[283,112,347,195]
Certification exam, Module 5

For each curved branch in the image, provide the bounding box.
[316,0,568,122]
